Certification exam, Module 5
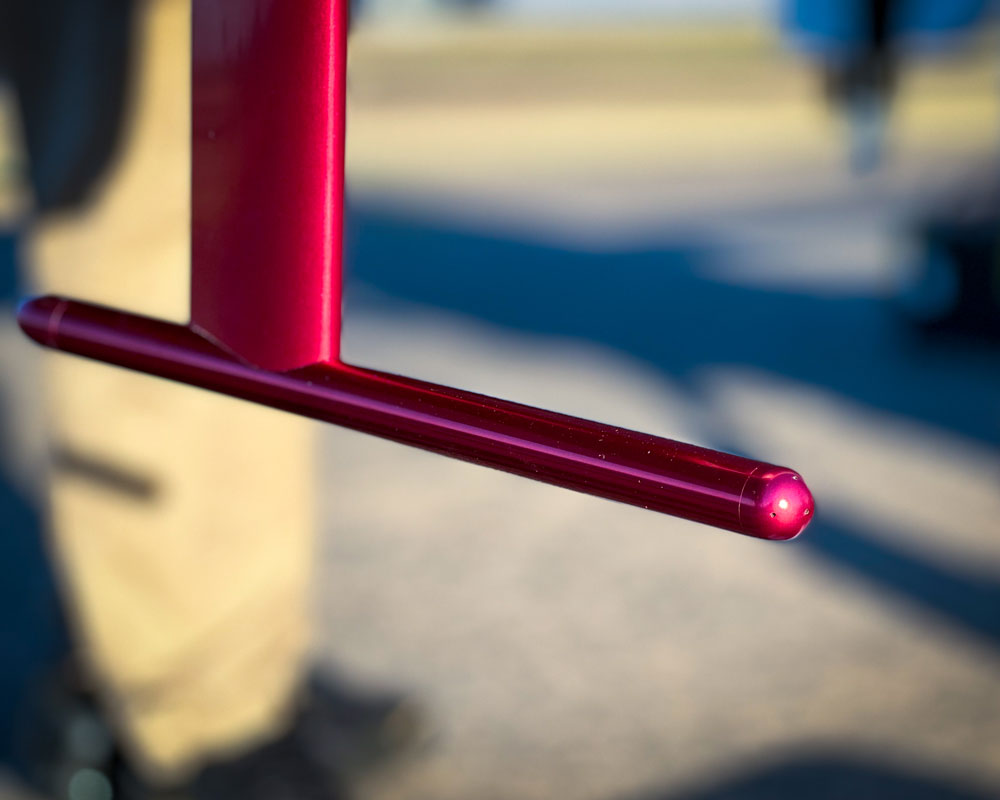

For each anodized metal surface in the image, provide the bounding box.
[17,0,815,539]
[191,0,347,370]
[19,296,814,540]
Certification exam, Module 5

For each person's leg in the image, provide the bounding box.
[27,0,316,784]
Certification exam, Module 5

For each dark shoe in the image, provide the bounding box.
[113,671,430,800]
[113,728,347,800]
[296,673,431,781]
[190,730,348,800]
[7,662,116,800]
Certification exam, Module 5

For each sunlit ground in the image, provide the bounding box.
[324,20,1000,800]
[345,22,1000,185]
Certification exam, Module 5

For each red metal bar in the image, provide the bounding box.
[191,0,347,370]
[18,0,816,539]
[19,296,814,540]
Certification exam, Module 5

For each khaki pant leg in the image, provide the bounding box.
[27,0,316,782]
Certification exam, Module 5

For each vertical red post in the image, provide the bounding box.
[191,0,347,370]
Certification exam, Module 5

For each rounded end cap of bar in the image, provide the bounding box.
[741,470,815,541]
[17,295,65,347]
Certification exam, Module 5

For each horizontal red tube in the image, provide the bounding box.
[18,296,814,540]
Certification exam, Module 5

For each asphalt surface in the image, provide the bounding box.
[308,156,1000,800]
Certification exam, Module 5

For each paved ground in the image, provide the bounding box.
[307,155,1000,800]
[3,14,1000,800]
[316,33,1000,797]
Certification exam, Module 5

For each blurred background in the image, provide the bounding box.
[2,0,1000,798]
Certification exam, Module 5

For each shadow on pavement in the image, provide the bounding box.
[794,519,1000,643]
[346,203,1000,450]
[629,753,994,800]
[345,202,1000,652]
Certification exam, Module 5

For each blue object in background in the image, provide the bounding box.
[783,0,994,57]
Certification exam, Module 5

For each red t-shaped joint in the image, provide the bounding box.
[18,0,815,540]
